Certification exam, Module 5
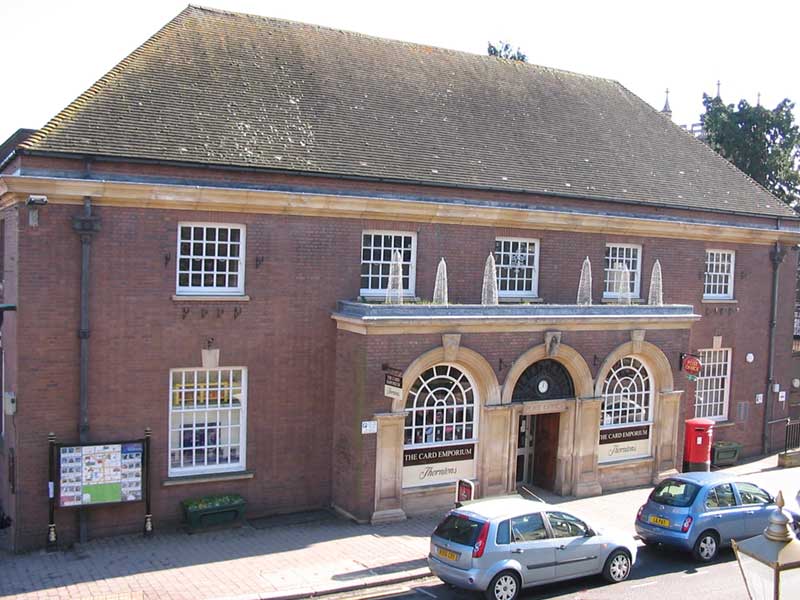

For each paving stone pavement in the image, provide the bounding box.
[0,514,437,600]
[0,454,797,600]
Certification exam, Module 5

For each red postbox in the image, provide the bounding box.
[683,418,715,472]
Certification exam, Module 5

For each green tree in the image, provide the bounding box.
[701,94,800,210]
[487,41,527,62]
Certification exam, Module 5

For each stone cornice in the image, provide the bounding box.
[331,302,701,335]
[2,174,798,245]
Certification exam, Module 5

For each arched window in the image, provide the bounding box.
[601,356,652,426]
[404,364,476,446]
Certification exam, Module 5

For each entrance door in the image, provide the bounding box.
[516,415,536,485]
[533,413,560,489]
[517,413,560,490]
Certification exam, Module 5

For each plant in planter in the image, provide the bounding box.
[181,493,246,530]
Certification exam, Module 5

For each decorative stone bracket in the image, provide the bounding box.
[544,331,561,357]
[442,334,461,362]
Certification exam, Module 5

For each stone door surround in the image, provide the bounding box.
[372,331,681,522]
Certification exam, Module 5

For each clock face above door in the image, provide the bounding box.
[537,379,550,394]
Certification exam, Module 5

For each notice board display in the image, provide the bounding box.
[57,442,144,507]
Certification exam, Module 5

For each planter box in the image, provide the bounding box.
[182,494,246,530]
[778,450,800,468]
[711,441,742,467]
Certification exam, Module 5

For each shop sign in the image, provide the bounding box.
[680,353,702,381]
[402,443,475,487]
[384,372,403,400]
[598,425,651,463]
[57,442,144,507]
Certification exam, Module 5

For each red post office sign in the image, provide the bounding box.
[680,353,702,380]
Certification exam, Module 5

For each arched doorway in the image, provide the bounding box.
[511,360,576,490]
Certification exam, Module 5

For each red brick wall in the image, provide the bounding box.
[4,169,796,548]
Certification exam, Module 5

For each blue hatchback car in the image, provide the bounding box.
[635,472,800,562]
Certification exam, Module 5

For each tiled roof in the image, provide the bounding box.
[21,6,796,217]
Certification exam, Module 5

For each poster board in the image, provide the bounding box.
[57,441,145,508]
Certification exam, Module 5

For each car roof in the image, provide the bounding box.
[666,471,741,485]
[455,496,553,520]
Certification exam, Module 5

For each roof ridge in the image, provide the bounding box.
[21,6,196,151]
[187,4,618,86]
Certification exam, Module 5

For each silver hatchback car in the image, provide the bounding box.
[428,496,638,600]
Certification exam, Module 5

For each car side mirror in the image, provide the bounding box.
[584,528,595,538]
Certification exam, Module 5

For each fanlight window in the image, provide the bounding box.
[404,364,476,446]
[601,356,652,426]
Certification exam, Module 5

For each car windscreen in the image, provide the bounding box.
[650,479,701,507]
[433,513,485,546]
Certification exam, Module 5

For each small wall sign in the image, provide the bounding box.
[384,372,403,400]
[361,420,378,434]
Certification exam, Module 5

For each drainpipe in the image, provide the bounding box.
[72,197,100,543]
[762,242,786,455]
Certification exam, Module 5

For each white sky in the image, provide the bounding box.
[2,0,798,145]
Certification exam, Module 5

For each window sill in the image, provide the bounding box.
[163,470,254,487]
[358,296,420,303]
[498,296,544,304]
[172,295,250,302]
[701,298,737,304]
[600,297,644,304]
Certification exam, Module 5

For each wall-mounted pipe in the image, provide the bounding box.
[72,196,100,543]
[762,242,786,455]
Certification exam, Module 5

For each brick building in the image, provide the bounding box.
[1,6,798,551]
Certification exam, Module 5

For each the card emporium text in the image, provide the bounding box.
[599,425,650,445]
[403,443,474,466]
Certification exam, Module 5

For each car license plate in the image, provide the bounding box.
[649,515,670,528]
[437,546,459,561]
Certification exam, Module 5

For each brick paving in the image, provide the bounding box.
[1,454,797,600]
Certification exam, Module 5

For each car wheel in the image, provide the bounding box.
[602,549,632,583]
[692,530,719,562]
[484,570,521,600]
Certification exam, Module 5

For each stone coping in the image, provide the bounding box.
[335,300,698,320]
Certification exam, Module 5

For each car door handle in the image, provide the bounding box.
[746,511,755,515]
[511,548,523,554]
[558,545,566,550]
[714,515,723,519]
